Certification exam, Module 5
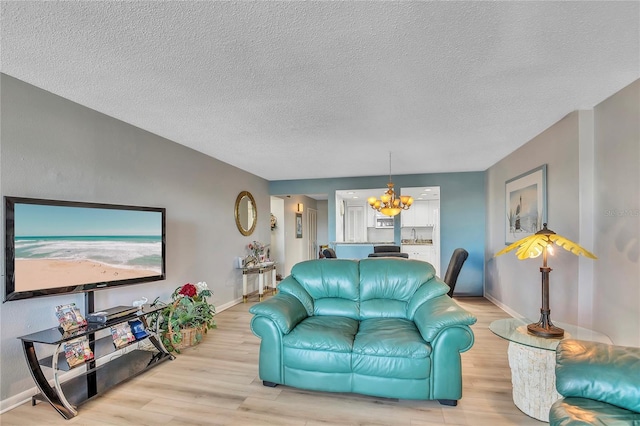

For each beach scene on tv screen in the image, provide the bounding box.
[14,203,163,291]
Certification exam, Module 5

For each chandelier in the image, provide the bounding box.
[367,153,414,217]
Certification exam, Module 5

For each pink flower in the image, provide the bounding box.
[179,283,197,298]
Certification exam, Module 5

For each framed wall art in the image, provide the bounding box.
[295,213,303,238]
[505,164,547,244]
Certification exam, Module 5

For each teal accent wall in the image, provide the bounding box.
[334,244,374,259]
[270,172,486,296]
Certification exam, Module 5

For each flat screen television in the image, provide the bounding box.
[4,196,166,302]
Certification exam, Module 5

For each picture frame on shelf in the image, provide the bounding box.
[295,213,303,238]
[505,164,547,244]
[55,303,87,332]
[64,337,94,368]
[110,322,136,349]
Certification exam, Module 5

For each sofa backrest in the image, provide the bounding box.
[290,259,360,319]
[359,258,439,319]
[287,258,449,321]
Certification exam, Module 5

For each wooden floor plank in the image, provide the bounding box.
[1,296,540,425]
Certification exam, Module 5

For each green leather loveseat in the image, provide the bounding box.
[249,258,477,405]
[550,339,640,425]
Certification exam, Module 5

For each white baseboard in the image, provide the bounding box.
[0,388,35,415]
[0,344,145,415]
[0,363,88,415]
[216,298,243,313]
[484,293,524,319]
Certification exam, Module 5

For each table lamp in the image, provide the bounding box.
[495,223,597,338]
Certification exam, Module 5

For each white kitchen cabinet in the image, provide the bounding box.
[402,201,439,227]
[402,201,426,227]
[366,205,376,228]
[426,200,439,226]
[345,205,365,242]
[413,201,430,227]
[402,244,438,275]
[401,205,414,227]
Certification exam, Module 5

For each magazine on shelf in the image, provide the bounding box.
[110,322,136,349]
[64,337,94,368]
[55,303,88,331]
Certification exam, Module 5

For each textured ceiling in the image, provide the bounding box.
[1,2,639,181]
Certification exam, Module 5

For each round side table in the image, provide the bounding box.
[489,318,611,422]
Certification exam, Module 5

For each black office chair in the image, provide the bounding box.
[443,248,469,297]
[373,245,401,253]
[368,252,409,258]
[322,248,337,258]
[368,245,408,258]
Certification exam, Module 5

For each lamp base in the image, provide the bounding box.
[527,322,564,338]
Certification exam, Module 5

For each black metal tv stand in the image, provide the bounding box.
[17,292,173,420]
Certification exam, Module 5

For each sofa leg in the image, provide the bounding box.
[263,381,278,388]
[438,399,457,407]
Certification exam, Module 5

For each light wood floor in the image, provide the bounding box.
[1,296,544,425]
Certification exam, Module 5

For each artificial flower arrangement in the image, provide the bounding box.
[246,240,266,266]
[149,281,216,353]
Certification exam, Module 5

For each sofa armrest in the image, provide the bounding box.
[413,295,477,342]
[407,277,450,319]
[555,339,640,413]
[249,293,308,335]
[276,276,315,316]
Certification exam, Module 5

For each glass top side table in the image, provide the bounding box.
[490,317,611,422]
[242,262,277,302]
[489,317,611,351]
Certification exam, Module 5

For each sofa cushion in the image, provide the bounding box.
[283,316,358,374]
[550,397,640,425]
[359,259,437,319]
[556,340,640,413]
[291,259,360,319]
[353,318,431,379]
[354,318,431,357]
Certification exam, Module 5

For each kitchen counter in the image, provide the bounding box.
[332,242,399,259]
[401,240,433,246]
[332,241,395,245]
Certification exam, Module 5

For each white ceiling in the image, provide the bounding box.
[1,2,638,181]
[336,186,440,202]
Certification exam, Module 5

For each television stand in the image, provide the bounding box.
[18,304,173,420]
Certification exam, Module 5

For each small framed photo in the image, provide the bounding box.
[295,213,303,238]
[505,164,547,244]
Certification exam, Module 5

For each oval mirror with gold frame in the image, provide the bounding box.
[235,191,257,236]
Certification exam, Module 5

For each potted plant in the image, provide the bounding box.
[149,282,216,353]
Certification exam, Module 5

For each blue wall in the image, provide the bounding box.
[270,171,486,296]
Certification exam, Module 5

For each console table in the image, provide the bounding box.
[242,262,277,302]
[18,304,173,419]
[490,318,611,422]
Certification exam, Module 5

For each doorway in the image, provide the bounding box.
[271,195,328,277]
[400,187,441,276]
[308,208,318,260]
[270,196,285,279]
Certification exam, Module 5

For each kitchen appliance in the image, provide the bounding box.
[375,216,394,228]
